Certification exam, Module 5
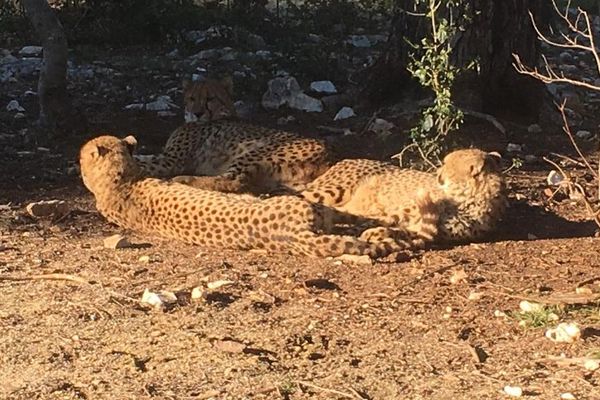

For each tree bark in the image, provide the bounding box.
[22,0,72,135]
[365,0,549,121]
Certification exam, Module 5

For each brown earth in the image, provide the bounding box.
[1,64,600,399]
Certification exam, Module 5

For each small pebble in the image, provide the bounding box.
[103,234,131,250]
[503,385,523,397]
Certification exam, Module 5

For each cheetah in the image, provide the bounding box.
[302,149,507,243]
[135,78,331,194]
[80,135,437,258]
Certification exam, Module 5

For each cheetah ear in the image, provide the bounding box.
[469,159,485,177]
[220,75,234,96]
[485,151,502,171]
[96,145,110,157]
[122,135,137,154]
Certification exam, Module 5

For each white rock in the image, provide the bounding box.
[262,75,322,112]
[103,234,132,250]
[468,292,483,301]
[207,280,235,290]
[449,269,467,284]
[6,100,25,112]
[146,95,178,111]
[347,35,371,48]
[368,118,395,136]
[369,34,387,44]
[191,286,204,300]
[307,33,321,43]
[506,143,522,152]
[547,170,565,186]
[26,200,69,218]
[584,359,600,371]
[124,103,144,110]
[519,300,543,313]
[560,393,576,400]
[255,50,272,59]
[576,130,592,139]
[261,76,302,110]
[288,93,323,112]
[503,386,523,397]
[141,288,178,308]
[14,112,25,119]
[527,124,542,134]
[545,322,581,343]
[310,80,337,94]
[166,49,179,58]
[334,106,355,120]
[19,46,43,56]
[494,310,507,318]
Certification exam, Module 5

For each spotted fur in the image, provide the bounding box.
[80,135,435,258]
[302,149,508,242]
[135,79,331,194]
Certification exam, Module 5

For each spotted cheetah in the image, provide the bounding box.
[80,135,437,258]
[135,78,331,194]
[302,149,507,242]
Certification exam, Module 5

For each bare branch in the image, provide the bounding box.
[512,54,600,92]
[557,101,598,180]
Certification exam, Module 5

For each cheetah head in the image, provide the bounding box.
[183,77,237,123]
[437,149,503,194]
[79,135,140,194]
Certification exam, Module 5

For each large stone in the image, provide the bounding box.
[288,93,323,113]
[310,80,337,94]
[347,35,371,48]
[18,46,43,56]
[262,76,322,112]
[261,76,302,110]
[334,106,355,120]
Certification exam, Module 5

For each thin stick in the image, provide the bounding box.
[557,102,598,179]
[0,273,90,285]
[548,152,587,168]
[294,380,363,399]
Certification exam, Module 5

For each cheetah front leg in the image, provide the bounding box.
[171,174,249,193]
[360,191,439,246]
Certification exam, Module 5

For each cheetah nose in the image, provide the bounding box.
[185,111,198,123]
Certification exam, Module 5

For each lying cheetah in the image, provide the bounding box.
[80,135,437,258]
[302,149,507,242]
[135,78,331,194]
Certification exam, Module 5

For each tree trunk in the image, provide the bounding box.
[365,0,549,121]
[22,0,72,135]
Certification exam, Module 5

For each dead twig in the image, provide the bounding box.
[0,273,90,285]
[0,272,139,303]
[549,152,587,168]
[543,155,600,228]
[461,109,507,135]
[513,2,600,92]
[294,380,365,399]
[556,101,598,181]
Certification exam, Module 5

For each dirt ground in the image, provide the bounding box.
[2,52,600,400]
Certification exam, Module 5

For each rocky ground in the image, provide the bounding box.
[1,9,600,400]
